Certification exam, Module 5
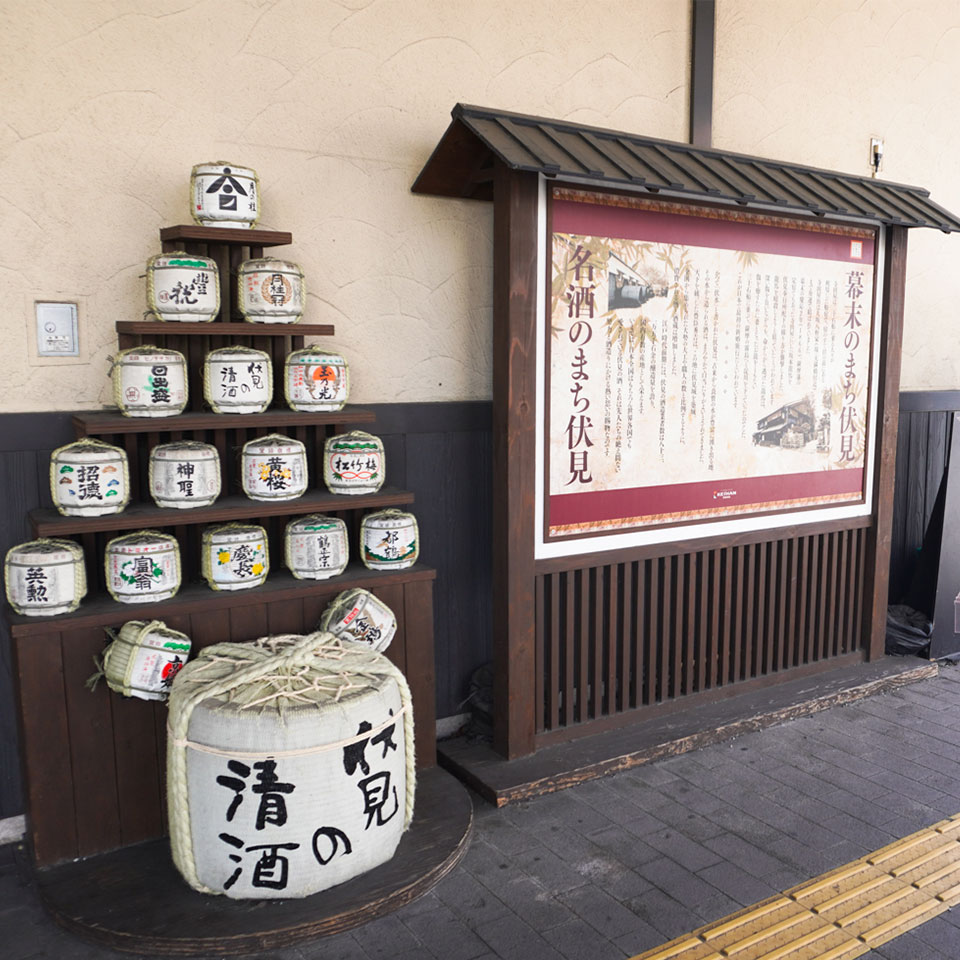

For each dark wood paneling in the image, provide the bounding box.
[0,404,489,821]
[534,526,868,739]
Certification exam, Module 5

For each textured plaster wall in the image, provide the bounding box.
[0,0,689,412]
[714,0,960,390]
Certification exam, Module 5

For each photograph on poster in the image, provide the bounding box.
[546,188,877,544]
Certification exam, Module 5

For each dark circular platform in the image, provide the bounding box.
[28,766,473,956]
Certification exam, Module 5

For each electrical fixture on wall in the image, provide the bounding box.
[870,137,884,178]
[35,301,79,357]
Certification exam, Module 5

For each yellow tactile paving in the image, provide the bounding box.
[629,814,960,960]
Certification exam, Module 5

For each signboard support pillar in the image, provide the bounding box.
[864,225,908,660]
[492,164,539,758]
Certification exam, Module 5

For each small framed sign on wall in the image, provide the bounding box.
[539,186,882,558]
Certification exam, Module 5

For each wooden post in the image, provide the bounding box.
[864,226,908,659]
[492,163,539,758]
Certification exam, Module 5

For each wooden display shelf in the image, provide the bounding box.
[25,766,472,956]
[30,486,414,536]
[159,224,293,247]
[73,405,376,435]
[116,320,335,337]
[6,563,436,637]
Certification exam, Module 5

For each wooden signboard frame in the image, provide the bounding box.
[490,166,906,759]
[412,104,960,766]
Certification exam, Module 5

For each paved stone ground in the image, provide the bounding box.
[5,663,960,959]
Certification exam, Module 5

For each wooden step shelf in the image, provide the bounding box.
[6,562,435,637]
[31,486,415,536]
[117,320,335,337]
[73,405,375,436]
[159,224,293,247]
[7,219,443,882]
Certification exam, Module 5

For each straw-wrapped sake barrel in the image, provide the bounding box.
[190,162,260,229]
[4,538,86,617]
[167,633,414,899]
[50,439,129,517]
[203,346,273,414]
[201,524,269,591]
[323,431,384,495]
[102,619,192,700]
[146,251,219,322]
[360,509,419,571]
[105,531,181,603]
[149,441,221,509]
[111,345,188,417]
[317,588,396,653]
[238,259,304,324]
[241,434,308,502]
[284,347,349,412]
[285,515,349,580]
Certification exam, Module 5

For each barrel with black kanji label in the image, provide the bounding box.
[167,633,414,899]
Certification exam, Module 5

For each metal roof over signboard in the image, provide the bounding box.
[413,104,960,233]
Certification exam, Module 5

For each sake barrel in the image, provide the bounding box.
[111,344,188,417]
[102,619,192,700]
[50,439,130,517]
[5,538,86,617]
[323,431,384,495]
[285,515,349,580]
[146,251,219,322]
[202,524,269,591]
[284,347,349,412]
[149,441,221,509]
[191,162,260,229]
[241,434,308,502]
[317,588,396,653]
[238,259,305,324]
[203,346,273,414]
[105,531,181,604]
[168,634,414,899]
[361,509,419,571]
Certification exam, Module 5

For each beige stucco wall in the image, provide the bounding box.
[4,0,959,413]
[714,0,960,390]
[0,0,689,412]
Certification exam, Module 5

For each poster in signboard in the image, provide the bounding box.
[544,187,878,547]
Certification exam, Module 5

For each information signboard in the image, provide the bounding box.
[543,187,879,549]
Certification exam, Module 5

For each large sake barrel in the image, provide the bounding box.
[167,633,414,899]
[50,439,129,517]
[4,538,86,617]
[238,259,305,324]
[191,162,260,229]
[111,345,188,417]
[146,251,219,322]
[101,619,192,700]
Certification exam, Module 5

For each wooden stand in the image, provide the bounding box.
[411,105,938,785]
[25,766,471,955]
[4,223,469,947]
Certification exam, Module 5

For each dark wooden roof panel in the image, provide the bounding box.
[413,104,960,233]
